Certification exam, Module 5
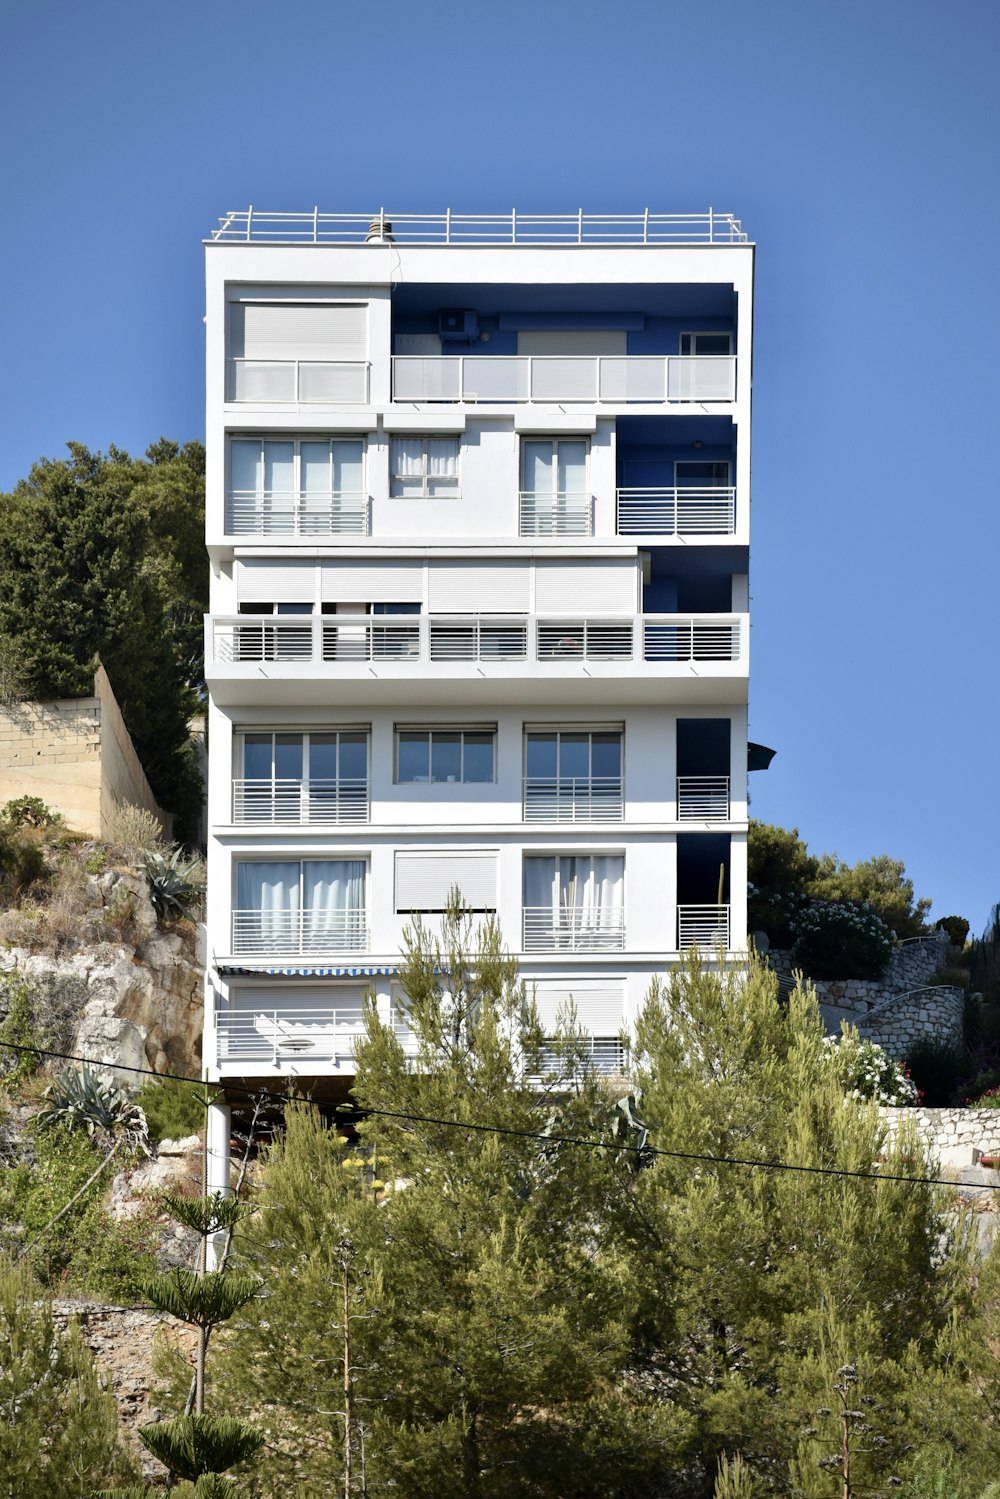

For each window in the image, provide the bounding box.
[524,729,623,820]
[390,436,459,497]
[520,439,589,535]
[675,460,730,488]
[679,332,733,356]
[395,727,496,784]
[522,855,624,949]
[228,437,365,535]
[233,859,367,953]
[394,852,497,912]
[236,731,369,823]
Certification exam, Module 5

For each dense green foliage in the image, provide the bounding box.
[134,1072,207,1144]
[0,1256,137,1495]
[0,440,206,828]
[216,923,995,1498]
[792,899,895,979]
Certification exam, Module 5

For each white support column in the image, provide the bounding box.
[206,1099,232,1271]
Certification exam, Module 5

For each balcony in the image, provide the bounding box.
[231,778,369,825]
[215,1006,365,1068]
[519,492,592,537]
[210,614,743,668]
[677,904,730,950]
[226,491,368,538]
[616,487,736,537]
[522,907,625,951]
[227,359,369,404]
[523,776,624,823]
[230,909,369,956]
[533,1037,627,1079]
[392,355,736,405]
[676,776,730,821]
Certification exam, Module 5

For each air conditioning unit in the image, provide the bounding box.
[438,309,479,343]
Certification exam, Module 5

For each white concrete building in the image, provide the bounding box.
[201,208,753,1162]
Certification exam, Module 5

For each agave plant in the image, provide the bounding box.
[143,846,206,920]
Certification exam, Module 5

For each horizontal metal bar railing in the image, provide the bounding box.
[212,208,748,245]
[677,904,731,950]
[227,359,369,403]
[676,776,731,821]
[226,491,368,537]
[231,778,369,824]
[616,487,736,536]
[391,355,736,405]
[532,1037,627,1079]
[209,614,745,670]
[214,1007,365,1065]
[523,776,624,822]
[518,492,592,536]
[230,909,369,955]
[522,907,625,951]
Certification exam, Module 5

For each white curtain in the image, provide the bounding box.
[523,855,623,939]
[304,860,366,949]
[237,861,299,951]
[237,860,366,952]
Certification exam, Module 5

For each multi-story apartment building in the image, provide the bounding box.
[201,208,753,1187]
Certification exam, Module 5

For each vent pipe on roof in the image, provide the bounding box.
[365,212,394,244]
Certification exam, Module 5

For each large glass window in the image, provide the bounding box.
[524,729,623,820]
[674,460,731,488]
[228,437,365,534]
[233,859,367,952]
[236,731,368,822]
[679,332,733,356]
[522,855,624,949]
[395,727,495,784]
[520,439,588,534]
[390,436,460,497]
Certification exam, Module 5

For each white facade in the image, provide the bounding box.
[202,210,754,1092]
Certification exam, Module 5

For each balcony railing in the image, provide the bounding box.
[227,359,369,404]
[519,492,592,536]
[616,487,736,536]
[212,208,748,245]
[392,355,736,405]
[523,776,624,822]
[232,778,369,824]
[226,491,368,537]
[677,904,731,950]
[209,614,745,670]
[676,776,730,821]
[215,1007,365,1066]
[533,1037,627,1079]
[230,909,369,955]
[522,907,625,951]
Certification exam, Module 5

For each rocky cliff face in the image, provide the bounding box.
[0,867,203,1079]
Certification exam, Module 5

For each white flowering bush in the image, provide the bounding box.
[824,1035,920,1106]
[792,900,894,980]
[747,883,810,947]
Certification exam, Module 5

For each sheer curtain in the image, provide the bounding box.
[237,860,366,952]
[304,860,366,949]
[390,438,424,495]
[237,861,299,951]
[523,856,623,946]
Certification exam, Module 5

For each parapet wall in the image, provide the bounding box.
[0,666,167,838]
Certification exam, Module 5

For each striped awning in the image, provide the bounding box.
[215,964,400,978]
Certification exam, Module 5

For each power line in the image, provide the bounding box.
[2,1036,995,1194]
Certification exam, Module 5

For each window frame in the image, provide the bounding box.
[678,331,734,356]
[389,435,461,498]
[394,725,497,785]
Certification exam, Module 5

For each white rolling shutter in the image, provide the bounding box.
[531,983,624,1034]
[395,852,498,912]
[534,560,637,613]
[427,562,530,613]
[235,559,317,603]
[230,302,367,360]
[320,562,423,603]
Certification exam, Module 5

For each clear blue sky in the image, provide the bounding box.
[2,0,998,931]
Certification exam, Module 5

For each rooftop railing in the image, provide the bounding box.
[211,208,748,245]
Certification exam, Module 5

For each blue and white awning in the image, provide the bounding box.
[215,964,400,978]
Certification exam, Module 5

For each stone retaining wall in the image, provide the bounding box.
[855,986,964,1052]
[770,930,950,1010]
[882,1105,1000,1165]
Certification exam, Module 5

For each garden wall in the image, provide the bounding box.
[882,1105,1000,1165]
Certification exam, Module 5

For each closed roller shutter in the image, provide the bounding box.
[230,302,367,361]
[395,852,498,912]
[235,559,317,603]
[320,562,423,603]
[427,562,530,613]
[531,983,624,1034]
[534,560,637,613]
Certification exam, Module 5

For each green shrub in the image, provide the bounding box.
[905,1037,967,1107]
[135,1074,206,1145]
[1,796,61,830]
[0,976,41,1088]
[936,915,970,948]
[792,901,895,980]
[0,824,48,901]
[747,884,810,947]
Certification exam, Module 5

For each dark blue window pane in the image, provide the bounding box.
[463,734,494,782]
[398,733,429,782]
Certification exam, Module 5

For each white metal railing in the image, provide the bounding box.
[533,1037,627,1079]
[518,492,592,536]
[215,1007,365,1066]
[226,491,368,537]
[211,208,748,245]
[676,776,730,821]
[230,909,368,955]
[523,776,624,822]
[231,778,369,824]
[522,907,625,951]
[227,359,369,404]
[616,487,736,536]
[209,614,745,670]
[677,904,731,950]
[392,354,735,405]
